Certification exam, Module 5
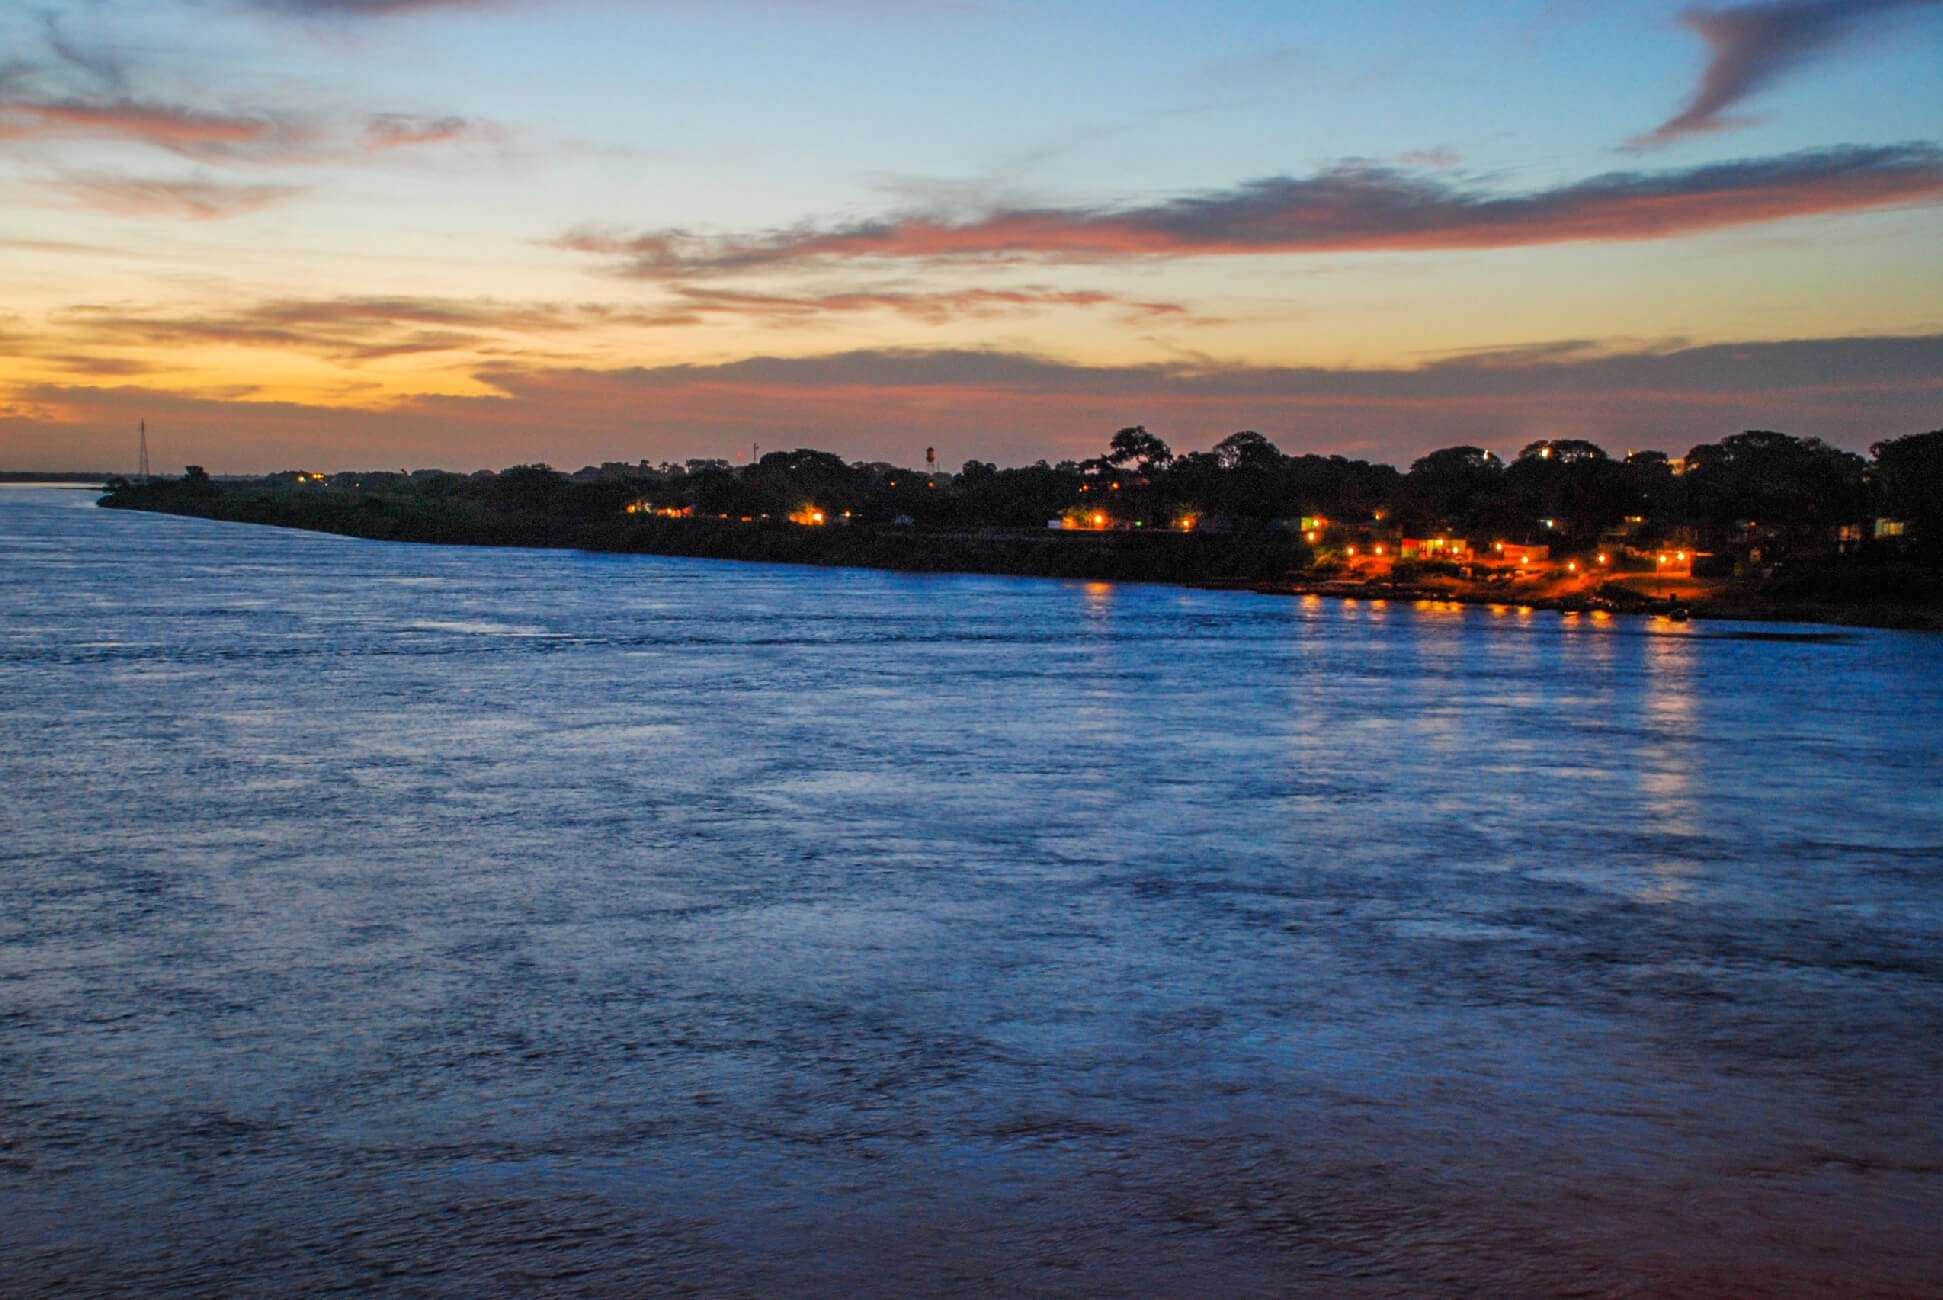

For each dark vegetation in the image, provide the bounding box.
[97,427,1943,623]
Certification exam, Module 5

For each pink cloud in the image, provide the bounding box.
[560,145,1943,278]
[0,99,286,154]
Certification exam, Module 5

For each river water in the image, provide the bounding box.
[2,486,1940,1296]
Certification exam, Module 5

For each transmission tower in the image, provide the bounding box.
[138,419,151,482]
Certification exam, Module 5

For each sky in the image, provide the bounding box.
[1,0,1940,473]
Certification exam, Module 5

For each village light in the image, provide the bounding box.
[1597,553,1608,565]
[1092,511,1106,528]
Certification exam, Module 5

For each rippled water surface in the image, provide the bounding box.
[3,488,1941,1296]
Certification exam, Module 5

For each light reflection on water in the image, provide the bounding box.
[2,488,1941,1297]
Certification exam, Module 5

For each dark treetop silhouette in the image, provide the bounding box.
[99,427,1943,629]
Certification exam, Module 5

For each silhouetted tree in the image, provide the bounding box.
[1870,429,1943,549]
[494,463,567,510]
[1398,446,1505,532]
[1213,430,1281,472]
[1503,438,1637,542]
[1106,426,1172,472]
[1517,438,1607,464]
[1681,431,1867,548]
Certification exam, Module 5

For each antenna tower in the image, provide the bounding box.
[138,419,151,482]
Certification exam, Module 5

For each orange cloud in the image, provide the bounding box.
[32,289,1189,370]
[46,296,570,362]
[0,99,280,150]
[0,82,483,164]
[48,175,303,220]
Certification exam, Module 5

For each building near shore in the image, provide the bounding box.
[1651,548,1694,577]
[1486,542,1550,567]
[1402,537,1473,562]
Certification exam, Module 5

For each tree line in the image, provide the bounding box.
[119,425,1941,561]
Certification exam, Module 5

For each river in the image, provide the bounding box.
[2,486,1939,1296]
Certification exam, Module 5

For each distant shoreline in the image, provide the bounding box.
[91,484,1942,633]
[1224,577,1941,632]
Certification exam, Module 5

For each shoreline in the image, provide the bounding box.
[1218,576,1942,632]
[96,493,1942,633]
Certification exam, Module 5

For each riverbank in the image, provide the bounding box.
[1229,575,1943,632]
[97,482,1942,631]
[95,480,1312,585]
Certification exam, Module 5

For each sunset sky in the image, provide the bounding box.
[3,0,1940,473]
